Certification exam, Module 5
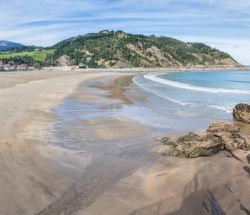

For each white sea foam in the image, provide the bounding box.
[208,105,233,113]
[133,74,248,113]
[145,73,250,94]
[133,77,190,106]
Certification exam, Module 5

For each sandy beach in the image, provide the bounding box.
[0,70,249,215]
[0,71,126,214]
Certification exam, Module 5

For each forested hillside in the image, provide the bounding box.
[46,30,239,68]
[0,31,240,68]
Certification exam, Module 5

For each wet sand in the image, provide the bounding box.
[0,71,249,215]
[0,71,131,214]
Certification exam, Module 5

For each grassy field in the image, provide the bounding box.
[0,49,54,62]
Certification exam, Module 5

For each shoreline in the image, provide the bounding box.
[46,65,248,73]
[0,71,249,214]
[66,74,250,215]
[2,65,247,74]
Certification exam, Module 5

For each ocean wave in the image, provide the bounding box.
[145,73,250,94]
[133,77,190,106]
[133,76,235,113]
[207,105,233,113]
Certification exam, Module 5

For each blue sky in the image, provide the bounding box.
[1,0,250,64]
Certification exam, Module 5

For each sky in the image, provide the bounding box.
[0,0,250,64]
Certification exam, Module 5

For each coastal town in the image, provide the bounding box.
[0,62,34,71]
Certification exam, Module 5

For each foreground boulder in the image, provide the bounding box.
[233,103,250,123]
[161,122,249,158]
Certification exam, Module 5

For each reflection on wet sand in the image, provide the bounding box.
[0,71,249,215]
[40,75,250,215]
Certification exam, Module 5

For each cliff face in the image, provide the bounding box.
[47,30,240,68]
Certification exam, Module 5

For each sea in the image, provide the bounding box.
[132,70,250,133]
[42,70,250,213]
[52,70,250,143]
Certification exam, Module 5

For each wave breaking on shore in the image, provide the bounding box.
[145,73,250,95]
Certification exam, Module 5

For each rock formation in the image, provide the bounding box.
[247,154,250,164]
[233,103,250,123]
[161,122,249,158]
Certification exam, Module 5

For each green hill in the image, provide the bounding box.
[0,40,24,51]
[0,50,54,62]
[47,30,240,68]
[0,30,240,68]
[0,50,54,67]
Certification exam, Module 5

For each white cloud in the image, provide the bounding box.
[0,0,249,64]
